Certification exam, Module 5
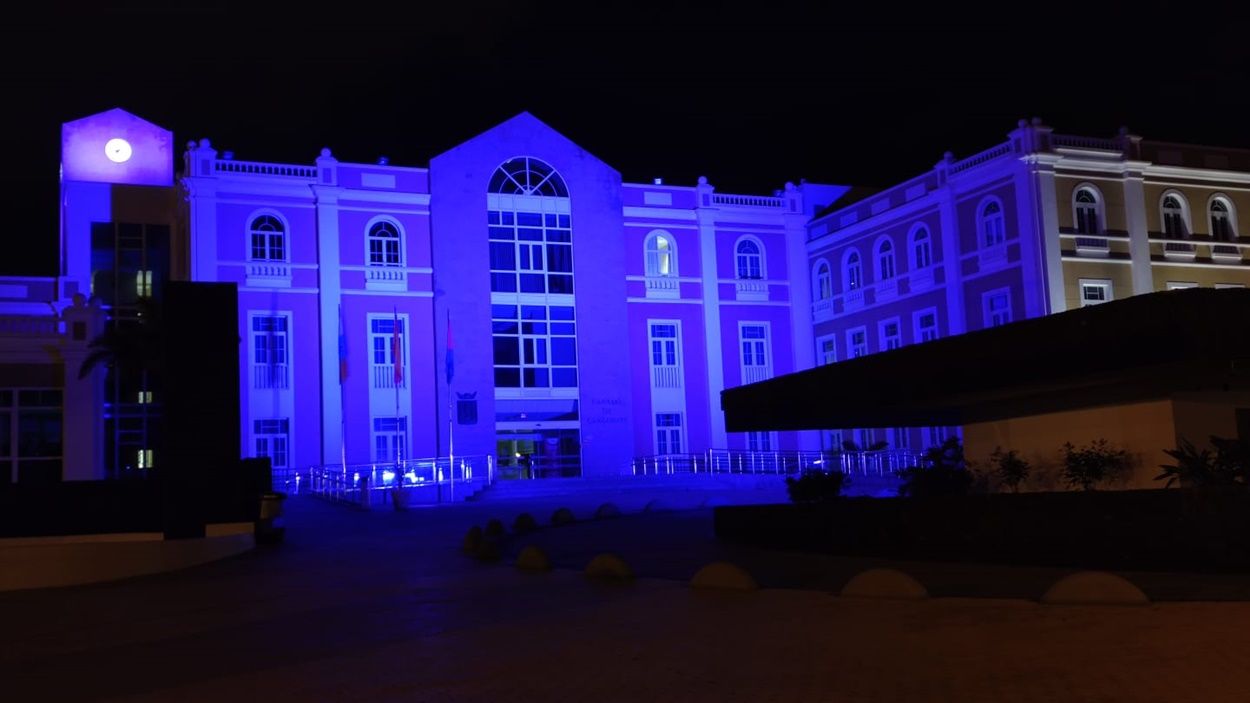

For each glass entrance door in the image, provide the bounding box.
[496,428,581,478]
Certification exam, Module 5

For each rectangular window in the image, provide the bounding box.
[1167,281,1198,290]
[1,389,62,484]
[847,326,868,358]
[487,208,574,295]
[369,316,406,389]
[252,315,289,389]
[655,412,683,455]
[891,427,910,450]
[913,308,939,343]
[816,335,836,365]
[491,305,577,389]
[878,318,901,351]
[1079,279,1112,306]
[856,428,874,450]
[372,416,407,463]
[927,426,948,448]
[739,323,770,384]
[983,289,1012,328]
[648,322,682,388]
[254,418,290,469]
[747,431,772,452]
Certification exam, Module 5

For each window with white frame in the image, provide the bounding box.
[488,209,573,295]
[914,308,939,343]
[367,219,402,266]
[826,430,843,452]
[927,426,948,448]
[645,231,677,277]
[891,427,910,450]
[980,199,1006,246]
[1079,279,1112,306]
[252,315,289,389]
[847,326,868,358]
[0,389,62,484]
[1166,281,1198,290]
[248,214,287,262]
[876,239,896,280]
[735,238,763,279]
[879,318,902,351]
[648,322,681,388]
[1215,283,1246,289]
[655,412,683,455]
[856,428,874,450]
[491,304,578,389]
[369,316,407,389]
[1161,194,1188,238]
[844,249,863,290]
[816,335,836,365]
[1074,188,1100,234]
[983,288,1012,327]
[813,261,832,300]
[253,419,289,469]
[1210,198,1235,241]
[747,431,772,452]
[739,323,771,383]
[372,416,407,463]
[911,225,932,269]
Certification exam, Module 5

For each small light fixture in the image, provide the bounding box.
[222,151,234,160]
[653,177,663,185]
[378,156,389,165]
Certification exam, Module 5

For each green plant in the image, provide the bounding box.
[1061,439,1130,491]
[897,436,972,497]
[989,446,1030,492]
[1156,435,1250,489]
[785,469,849,502]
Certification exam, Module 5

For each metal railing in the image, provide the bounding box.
[306,454,494,507]
[215,159,318,179]
[0,315,62,337]
[1050,134,1119,152]
[630,449,925,477]
[949,142,1013,174]
[712,193,786,208]
[253,363,289,389]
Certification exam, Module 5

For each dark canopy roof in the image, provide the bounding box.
[723,288,1250,431]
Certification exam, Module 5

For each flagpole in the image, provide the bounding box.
[338,304,348,477]
[393,307,402,489]
[448,311,455,503]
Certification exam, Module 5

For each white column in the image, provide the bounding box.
[1122,170,1154,295]
[313,150,342,466]
[695,177,727,449]
[59,296,106,480]
[185,140,219,282]
[1033,163,1067,313]
[935,158,967,334]
[783,183,819,451]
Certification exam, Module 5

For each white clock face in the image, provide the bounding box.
[104,138,132,163]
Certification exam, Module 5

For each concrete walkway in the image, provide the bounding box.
[3,496,1250,701]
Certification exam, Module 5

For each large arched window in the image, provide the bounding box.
[735,238,764,279]
[644,231,677,277]
[813,260,832,300]
[1210,196,1236,241]
[1073,187,1101,235]
[367,219,402,266]
[979,199,1005,246]
[489,156,569,196]
[248,214,287,262]
[910,225,932,269]
[875,238,895,280]
[1161,193,1189,239]
[843,249,863,290]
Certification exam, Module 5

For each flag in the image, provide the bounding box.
[337,304,348,383]
[445,312,455,385]
[392,308,404,385]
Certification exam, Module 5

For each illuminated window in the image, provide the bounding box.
[1079,279,1112,306]
[813,261,832,300]
[137,448,154,469]
[1161,194,1188,238]
[1211,197,1236,241]
[648,322,681,388]
[847,326,868,358]
[367,219,402,266]
[489,157,568,197]
[252,315,289,390]
[875,239,896,280]
[254,419,289,469]
[655,413,683,455]
[735,238,764,279]
[1073,188,1101,235]
[491,304,577,389]
[983,288,1012,327]
[136,391,153,404]
[911,225,932,269]
[816,335,836,365]
[372,417,407,463]
[135,270,153,297]
[878,318,901,351]
[980,199,1006,246]
[914,308,939,343]
[369,316,406,389]
[645,232,677,277]
[739,323,771,383]
[248,215,286,262]
[844,249,863,290]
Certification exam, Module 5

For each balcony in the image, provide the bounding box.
[1074,237,1110,258]
[1163,241,1197,262]
[246,261,292,288]
[812,297,833,323]
[365,266,407,292]
[0,315,62,337]
[843,288,864,312]
[372,364,406,389]
[734,278,768,302]
[651,365,681,388]
[1211,244,1243,263]
[978,243,1009,270]
[741,365,771,385]
[644,275,680,300]
[875,278,898,302]
[253,363,289,390]
[909,267,935,292]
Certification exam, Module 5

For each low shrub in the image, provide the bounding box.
[1061,439,1130,491]
[898,437,972,498]
[1157,435,1250,489]
[785,469,849,503]
[989,447,1030,493]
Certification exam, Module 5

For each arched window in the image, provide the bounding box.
[1161,194,1188,239]
[1210,197,1235,241]
[367,219,402,266]
[1074,188,1100,235]
[875,238,895,280]
[489,156,568,196]
[735,239,763,279]
[843,249,863,290]
[980,199,1005,246]
[645,232,677,277]
[486,156,573,296]
[911,225,932,269]
[249,214,286,262]
[813,260,832,300]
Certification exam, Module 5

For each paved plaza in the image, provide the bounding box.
[5,494,1250,702]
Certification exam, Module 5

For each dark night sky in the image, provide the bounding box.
[3,0,1246,274]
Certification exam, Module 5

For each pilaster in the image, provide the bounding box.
[313,148,343,465]
[934,154,967,335]
[695,176,727,449]
[1122,167,1154,295]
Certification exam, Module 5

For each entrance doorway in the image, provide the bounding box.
[496,428,581,478]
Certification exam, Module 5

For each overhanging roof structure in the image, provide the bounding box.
[723,289,1250,431]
